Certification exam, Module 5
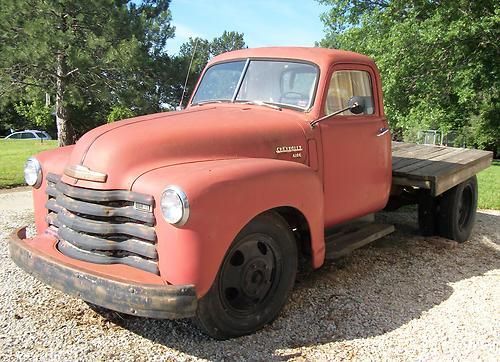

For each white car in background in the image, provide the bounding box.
[4,130,52,140]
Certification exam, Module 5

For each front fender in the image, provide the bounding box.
[33,146,75,233]
[132,158,324,297]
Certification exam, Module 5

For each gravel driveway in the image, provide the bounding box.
[1,189,498,361]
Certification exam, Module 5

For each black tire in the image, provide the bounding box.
[418,189,439,236]
[438,176,478,243]
[195,212,298,339]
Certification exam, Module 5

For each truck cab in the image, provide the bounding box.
[10,47,393,339]
[191,48,392,226]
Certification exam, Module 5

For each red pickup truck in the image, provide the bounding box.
[10,47,492,339]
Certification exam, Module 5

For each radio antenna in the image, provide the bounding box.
[179,38,199,109]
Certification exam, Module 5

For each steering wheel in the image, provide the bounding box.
[280,92,308,106]
[281,91,305,100]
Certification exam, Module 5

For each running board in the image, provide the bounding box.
[324,223,395,260]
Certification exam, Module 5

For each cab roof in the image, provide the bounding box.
[209,47,375,68]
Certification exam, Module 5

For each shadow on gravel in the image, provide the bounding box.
[92,209,500,361]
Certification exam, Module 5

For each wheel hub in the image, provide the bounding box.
[242,259,271,299]
[219,235,277,313]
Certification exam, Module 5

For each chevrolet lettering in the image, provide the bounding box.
[275,145,303,154]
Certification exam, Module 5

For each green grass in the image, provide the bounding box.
[0,139,58,188]
[477,159,500,210]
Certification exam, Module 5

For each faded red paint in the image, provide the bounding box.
[33,146,74,232]
[23,47,391,298]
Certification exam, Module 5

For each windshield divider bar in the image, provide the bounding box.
[231,58,250,102]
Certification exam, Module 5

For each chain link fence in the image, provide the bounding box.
[417,130,467,148]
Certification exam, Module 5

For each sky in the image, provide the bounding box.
[166,0,330,55]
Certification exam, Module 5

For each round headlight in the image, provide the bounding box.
[160,186,189,225]
[24,157,42,188]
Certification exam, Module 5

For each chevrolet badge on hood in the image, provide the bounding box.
[275,145,303,154]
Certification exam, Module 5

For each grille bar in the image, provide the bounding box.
[46,181,59,199]
[57,209,156,241]
[55,191,155,225]
[45,173,159,275]
[58,239,159,275]
[47,173,61,184]
[46,198,63,214]
[55,181,154,205]
[58,226,158,259]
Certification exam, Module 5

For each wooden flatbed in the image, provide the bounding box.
[391,142,493,196]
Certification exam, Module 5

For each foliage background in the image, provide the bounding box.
[0,0,497,156]
[318,0,499,155]
[0,0,246,144]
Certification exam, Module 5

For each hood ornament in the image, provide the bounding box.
[64,165,107,183]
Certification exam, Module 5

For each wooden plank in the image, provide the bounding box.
[431,149,491,177]
[394,144,454,159]
[392,143,457,169]
[393,147,459,170]
[395,147,469,175]
[392,176,431,189]
[392,142,440,155]
[412,148,489,177]
[392,144,435,160]
[391,145,425,155]
[324,223,395,259]
[391,142,418,152]
[433,153,493,196]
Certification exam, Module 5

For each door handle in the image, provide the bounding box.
[377,127,389,137]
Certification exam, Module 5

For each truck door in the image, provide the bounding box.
[318,65,391,227]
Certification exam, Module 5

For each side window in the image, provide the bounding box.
[9,133,21,139]
[21,132,34,139]
[325,70,374,116]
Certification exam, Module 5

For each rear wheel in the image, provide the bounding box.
[438,176,478,243]
[195,212,297,339]
[418,189,439,236]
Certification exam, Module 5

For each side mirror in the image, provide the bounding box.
[348,96,365,115]
[310,95,366,127]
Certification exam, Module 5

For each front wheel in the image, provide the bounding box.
[195,212,297,339]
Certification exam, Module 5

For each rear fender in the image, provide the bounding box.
[132,158,325,297]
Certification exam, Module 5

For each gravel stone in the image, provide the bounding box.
[0,190,498,361]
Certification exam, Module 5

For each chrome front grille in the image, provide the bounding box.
[46,173,159,274]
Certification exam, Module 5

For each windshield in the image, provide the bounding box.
[191,59,318,110]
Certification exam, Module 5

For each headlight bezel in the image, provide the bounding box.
[160,185,190,226]
[24,157,42,188]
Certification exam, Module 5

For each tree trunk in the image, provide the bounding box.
[55,53,74,146]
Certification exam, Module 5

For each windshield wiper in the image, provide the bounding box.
[238,100,282,111]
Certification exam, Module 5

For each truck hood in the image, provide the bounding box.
[63,105,309,189]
